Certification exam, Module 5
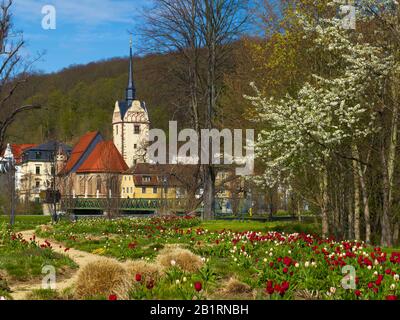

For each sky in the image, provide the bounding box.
[13,0,151,74]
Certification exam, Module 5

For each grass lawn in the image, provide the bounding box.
[34,216,399,300]
[200,220,320,234]
[0,223,77,299]
[0,215,51,232]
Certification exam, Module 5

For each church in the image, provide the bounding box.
[58,41,189,202]
[4,41,236,215]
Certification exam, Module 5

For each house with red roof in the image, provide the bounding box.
[59,132,128,199]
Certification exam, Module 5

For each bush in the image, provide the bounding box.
[156,245,204,273]
[74,259,130,299]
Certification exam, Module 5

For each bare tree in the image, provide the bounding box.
[0,0,41,150]
[140,0,249,220]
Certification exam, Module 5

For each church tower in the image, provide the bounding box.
[112,38,150,168]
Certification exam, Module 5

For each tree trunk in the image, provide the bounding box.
[348,193,353,240]
[353,145,371,243]
[320,166,329,238]
[380,140,393,247]
[203,165,215,220]
[352,146,361,240]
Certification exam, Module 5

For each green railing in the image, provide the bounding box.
[61,197,192,212]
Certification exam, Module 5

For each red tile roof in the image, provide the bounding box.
[0,144,37,164]
[77,141,128,174]
[60,132,100,175]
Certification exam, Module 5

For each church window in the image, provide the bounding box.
[96,176,102,194]
[134,125,140,134]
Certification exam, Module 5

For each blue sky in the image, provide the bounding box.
[13,0,151,73]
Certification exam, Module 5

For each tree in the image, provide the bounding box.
[246,15,393,239]
[0,0,40,150]
[141,0,248,220]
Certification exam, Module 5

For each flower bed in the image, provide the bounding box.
[37,217,399,300]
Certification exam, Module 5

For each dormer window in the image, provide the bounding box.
[142,176,151,183]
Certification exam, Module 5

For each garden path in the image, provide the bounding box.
[9,229,120,300]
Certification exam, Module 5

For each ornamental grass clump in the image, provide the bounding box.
[124,260,164,281]
[74,259,130,299]
[217,278,254,299]
[156,246,204,273]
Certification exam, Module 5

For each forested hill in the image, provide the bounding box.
[6,52,186,146]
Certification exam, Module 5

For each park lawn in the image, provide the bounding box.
[0,225,78,299]
[199,220,321,234]
[33,216,400,300]
[0,215,51,231]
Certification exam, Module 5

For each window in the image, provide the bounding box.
[116,126,119,135]
[153,187,157,194]
[35,181,40,188]
[134,125,140,134]
[134,144,137,149]
[143,176,151,183]
[35,152,41,160]
[36,166,40,175]
[51,165,55,176]
[122,187,125,193]
[96,176,102,193]
[142,187,146,194]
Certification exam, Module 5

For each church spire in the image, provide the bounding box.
[126,36,136,105]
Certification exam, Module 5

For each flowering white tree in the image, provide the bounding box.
[246,13,394,238]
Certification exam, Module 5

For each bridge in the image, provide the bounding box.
[60,197,230,215]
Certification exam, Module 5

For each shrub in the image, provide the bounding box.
[156,245,204,273]
[124,260,164,281]
[74,259,130,299]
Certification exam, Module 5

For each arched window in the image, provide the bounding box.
[96,175,102,194]
[87,177,93,196]
[79,177,85,196]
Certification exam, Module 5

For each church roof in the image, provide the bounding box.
[60,131,102,175]
[77,141,128,174]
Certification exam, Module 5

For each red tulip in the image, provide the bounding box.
[108,294,117,301]
[355,290,361,297]
[146,279,155,290]
[194,281,202,292]
[135,273,142,282]
[386,295,397,301]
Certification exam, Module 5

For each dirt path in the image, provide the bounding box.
[9,229,120,300]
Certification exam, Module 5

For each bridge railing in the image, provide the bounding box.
[60,197,193,212]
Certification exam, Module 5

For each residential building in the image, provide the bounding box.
[19,141,71,203]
